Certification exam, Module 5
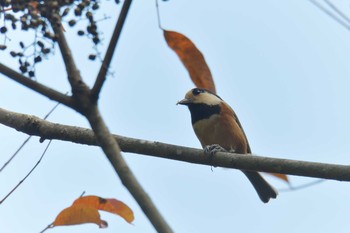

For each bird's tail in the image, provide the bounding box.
[243,171,278,203]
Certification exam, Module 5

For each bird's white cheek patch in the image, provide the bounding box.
[193,93,222,106]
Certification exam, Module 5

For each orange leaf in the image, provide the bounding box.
[164,30,216,93]
[266,173,289,183]
[53,204,107,228]
[73,196,134,223]
[28,2,40,14]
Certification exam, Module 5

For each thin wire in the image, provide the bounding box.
[0,140,52,205]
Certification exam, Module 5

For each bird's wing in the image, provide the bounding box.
[224,103,252,154]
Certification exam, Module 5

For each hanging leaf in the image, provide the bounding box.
[52,204,108,228]
[49,195,133,231]
[164,30,288,185]
[73,196,134,223]
[164,30,216,93]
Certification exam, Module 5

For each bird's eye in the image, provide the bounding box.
[192,88,203,96]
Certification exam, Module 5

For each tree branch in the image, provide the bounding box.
[51,21,90,99]
[2,3,170,231]
[91,0,133,101]
[0,63,74,108]
[84,105,173,233]
[50,17,173,232]
[1,107,350,182]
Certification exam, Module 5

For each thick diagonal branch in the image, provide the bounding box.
[50,17,173,232]
[1,107,350,182]
[85,105,173,233]
[91,0,133,100]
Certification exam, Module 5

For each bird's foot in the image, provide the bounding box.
[204,144,227,171]
[204,144,227,157]
[228,148,236,153]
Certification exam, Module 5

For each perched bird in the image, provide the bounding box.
[177,88,277,203]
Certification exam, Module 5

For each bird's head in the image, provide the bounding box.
[177,88,222,106]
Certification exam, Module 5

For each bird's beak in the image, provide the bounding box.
[177,98,193,105]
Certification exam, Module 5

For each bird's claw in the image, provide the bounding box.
[204,144,226,171]
[204,144,227,157]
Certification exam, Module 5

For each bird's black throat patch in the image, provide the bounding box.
[188,103,221,124]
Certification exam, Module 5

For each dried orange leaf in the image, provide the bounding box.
[73,196,134,223]
[28,2,40,14]
[266,173,289,183]
[53,204,107,228]
[164,30,216,93]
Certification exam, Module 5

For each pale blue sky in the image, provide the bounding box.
[1,0,350,232]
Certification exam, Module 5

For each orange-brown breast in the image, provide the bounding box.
[193,102,248,154]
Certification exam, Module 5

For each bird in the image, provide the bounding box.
[177,87,277,203]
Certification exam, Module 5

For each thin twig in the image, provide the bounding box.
[79,191,86,197]
[0,136,32,173]
[155,0,164,30]
[0,140,52,205]
[308,0,350,31]
[278,179,326,192]
[0,99,62,173]
[39,224,52,233]
[43,100,62,120]
[91,0,133,100]
[0,63,73,107]
[323,0,350,24]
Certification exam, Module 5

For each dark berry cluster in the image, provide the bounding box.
[0,0,115,77]
[67,0,102,45]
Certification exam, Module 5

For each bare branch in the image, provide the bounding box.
[48,15,172,232]
[51,21,90,98]
[1,107,350,182]
[91,0,133,100]
[0,63,74,107]
[85,105,173,233]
